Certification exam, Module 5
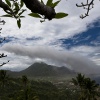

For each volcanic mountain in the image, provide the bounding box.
[7,62,75,77]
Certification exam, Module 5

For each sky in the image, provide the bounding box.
[0,0,100,74]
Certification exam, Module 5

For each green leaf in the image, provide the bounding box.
[14,2,19,11]
[20,0,24,8]
[1,14,12,17]
[18,9,26,16]
[28,13,41,18]
[52,0,61,8]
[46,0,53,6]
[17,19,21,28]
[41,0,44,4]
[5,0,11,7]
[55,12,68,19]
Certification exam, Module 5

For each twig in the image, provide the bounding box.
[0,60,10,67]
[76,0,95,19]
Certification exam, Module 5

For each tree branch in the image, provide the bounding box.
[0,18,9,67]
[76,0,95,19]
[0,0,12,13]
[22,0,56,20]
[0,19,6,25]
[0,60,9,67]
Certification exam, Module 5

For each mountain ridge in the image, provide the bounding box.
[7,62,75,77]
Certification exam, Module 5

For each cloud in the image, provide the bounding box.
[70,46,100,66]
[1,44,100,74]
[1,0,100,43]
[0,0,100,74]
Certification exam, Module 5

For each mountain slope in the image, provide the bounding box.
[8,62,75,77]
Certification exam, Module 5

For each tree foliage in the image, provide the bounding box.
[0,0,99,28]
[72,73,100,100]
[0,70,9,88]
[0,0,68,28]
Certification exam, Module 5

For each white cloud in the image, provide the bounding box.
[70,46,100,66]
[0,0,100,74]
[1,44,100,74]
[1,0,100,41]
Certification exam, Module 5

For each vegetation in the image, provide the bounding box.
[0,71,100,100]
[0,0,68,28]
[0,0,100,100]
[72,73,100,100]
[0,70,9,89]
[0,0,99,28]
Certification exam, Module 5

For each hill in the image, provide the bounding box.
[7,62,75,77]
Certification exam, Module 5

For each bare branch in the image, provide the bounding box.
[0,19,6,25]
[76,0,95,19]
[0,53,7,58]
[0,21,6,43]
[0,18,9,67]
[0,60,10,67]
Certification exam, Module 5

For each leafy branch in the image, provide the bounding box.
[29,0,68,23]
[0,0,26,28]
[0,0,68,25]
[28,0,68,23]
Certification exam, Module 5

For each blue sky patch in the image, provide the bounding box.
[26,37,42,41]
[0,36,18,46]
[59,21,100,49]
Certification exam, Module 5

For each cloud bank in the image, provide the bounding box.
[1,44,100,74]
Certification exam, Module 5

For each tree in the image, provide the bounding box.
[72,73,100,100]
[22,75,28,87]
[83,78,99,100]
[0,70,9,89]
[22,75,29,100]
[72,73,86,100]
